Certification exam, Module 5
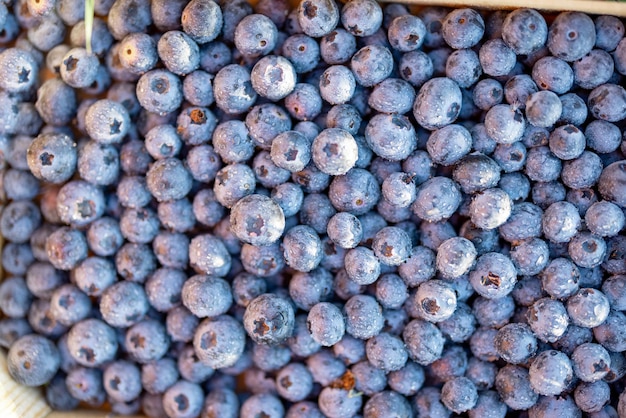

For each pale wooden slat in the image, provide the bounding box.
[0,352,51,418]
[47,411,144,418]
[396,0,626,16]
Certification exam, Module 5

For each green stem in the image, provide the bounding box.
[84,0,95,54]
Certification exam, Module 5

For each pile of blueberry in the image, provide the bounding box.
[1,0,626,417]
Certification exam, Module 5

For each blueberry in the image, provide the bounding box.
[479,38,516,77]
[412,279,456,324]
[540,257,580,299]
[44,373,79,411]
[179,0,223,44]
[320,29,356,65]
[116,33,158,75]
[574,380,611,413]
[240,241,285,277]
[27,13,66,52]
[416,221,454,253]
[297,0,339,38]
[0,318,32,349]
[441,376,478,413]
[341,0,382,37]
[351,359,387,395]
[598,161,626,208]
[412,386,452,417]
[7,334,60,387]
[548,11,596,62]
[567,288,611,329]
[568,232,607,269]
[162,380,204,418]
[124,319,170,364]
[398,50,434,89]
[49,283,92,327]
[246,103,293,150]
[468,390,507,418]
[375,273,408,310]
[510,237,550,276]
[562,152,603,191]
[181,274,232,318]
[435,237,476,280]
[276,363,314,402]
[572,49,614,90]
[319,65,356,105]
[212,64,257,115]
[282,225,323,272]
[541,201,581,243]
[136,69,183,115]
[437,300,476,342]
[524,90,562,128]
[594,15,624,52]
[252,342,291,374]
[442,8,484,49]
[165,307,199,344]
[472,78,503,111]
[466,357,498,392]
[326,104,362,135]
[107,233,152,276]
[175,343,215,384]
[413,77,462,130]
[0,48,38,94]
[28,297,68,338]
[84,99,131,145]
[495,364,539,410]
[585,121,621,155]
[66,318,118,367]
[290,269,334,312]
[502,8,548,55]
[57,47,99,90]
[250,55,297,101]
[234,13,278,58]
[284,83,323,121]
[421,347,464,385]
[141,358,179,396]
[230,194,286,246]
[326,169,378,216]
[193,315,246,369]
[529,350,574,396]
[45,226,88,271]
[145,268,187,312]
[352,45,395,88]
[495,322,537,364]
[526,297,569,343]
[0,277,32,319]
[243,293,295,345]
[469,188,512,230]
[309,128,358,175]
[469,252,517,299]
[202,388,240,418]
[550,324,593,356]
[100,281,149,328]
[411,176,461,222]
[570,342,611,383]
[363,391,412,417]
[427,124,472,166]
[365,78,415,117]
[120,207,160,245]
[318,387,362,418]
[119,140,152,177]
[532,56,574,94]
[388,14,426,52]
[528,394,581,418]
